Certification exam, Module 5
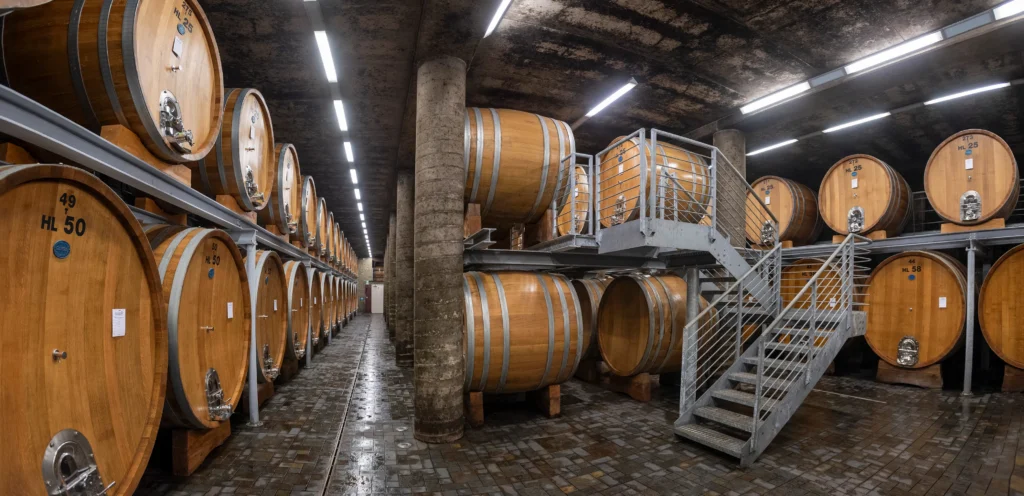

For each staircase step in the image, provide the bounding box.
[743,356,805,372]
[702,276,735,283]
[764,342,813,354]
[711,389,773,409]
[674,424,746,458]
[694,406,754,433]
[728,372,794,391]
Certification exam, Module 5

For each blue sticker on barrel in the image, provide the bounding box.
[53,240,71,259]
[208,268,215,279]
[908,274,916,281]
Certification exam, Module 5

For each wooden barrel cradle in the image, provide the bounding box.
[819,155,911,237]
[316,197,328,259]
[309,269,324,344]
[571,276,612,358]
[980,244,1024,369]
[191,88,274,211]
[556,165,590,236]
[598,137,710,228]
[925,129,1019,225]
[865,251,967,369]
[299,176,317,249]
[246,250,287,383]
[147,227,250,429]
[464,108,575,229]
[1,0,224,164]
[0,164,166,495]
[283,260,310,361]
[597,274,713,376]
[463,272,583,393]
[257,143,302,235]
[747,176,822,245]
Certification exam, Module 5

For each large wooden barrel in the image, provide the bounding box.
[1,0,223,164]
[865,251,967,369]
[333,222,342,268]
[247,250,287,383]
[191,88,274,212]
[571,277,612,358]
[781,258,843,310]
[924,129,1019,225]
[148,227,250,429]
[310,269,324,344]
[464,108,575,228]
[747,176,822,245]
[316,197,328,258]
[257,143,302,235]
[463,272,582,393]
[819,155,911,236]
[557,165,590,236]
[598,137,710,228]
[0,164,166,495]
[299,176,317,249]
[597,274,712,376]
[324,273,335,333]
[326,211,336,263]
[283,260,309,361]
[979,244,1024,369]
[0,0,52,13]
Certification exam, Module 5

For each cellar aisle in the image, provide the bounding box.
[143,315,1024,496]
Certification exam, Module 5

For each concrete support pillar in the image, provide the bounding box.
[387,211,397,339]
[413,56,466,443]
[713,130,747,248]
[396,170,415,366]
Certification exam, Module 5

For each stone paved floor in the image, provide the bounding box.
[141,314,1024,495]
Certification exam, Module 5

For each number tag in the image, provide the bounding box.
[227,302,234,319]
[764,196,771,205]
[965,159,973,170]
[938,297,947,309]
[274,299,278,311]
[112,309,126,338]
[851,178,858,189]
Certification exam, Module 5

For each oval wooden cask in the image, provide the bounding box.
[596,274,713,376]
[324,273,335,333]
[571,277,612,359]
[0,164,166,495]
[283,260,310,361]
[924,129,1018,225]
[557,165,590,236]
[598,137,710,228]
[979,244,1024,369]
[464,108,575,228]
[865,251,966,369]
[2,0,224,163]
[310,269,324,344]
[299,176,317,249]
[747,176,822,245]
[148,227,250,429]
[316,197,328,259]
[463,272,583,393]
[326,211,336,264]
[256,143,302,235]
[247,250,287,383]
[781,258,843,310]
[819,155,911,236]
[334,222,342,269]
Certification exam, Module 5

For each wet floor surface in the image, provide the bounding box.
[141,314,1024,495]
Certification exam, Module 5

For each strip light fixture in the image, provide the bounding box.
[747,139,798,156]
[740,82,810,115]
[354,189,361,200]
[344,142,354,162]
[359,214,365,221]
[924,82,1011,105]
[844,32,943,74]
[995,0,1024,19]
[357,203,363,212]
[349,169,358,184]
[822,112,891,133]
[333,100,348,131]
[313,31,337,82]
[585,78,638,117]
[484,0,514,37]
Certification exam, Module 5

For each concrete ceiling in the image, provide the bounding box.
[201,0,1020,259]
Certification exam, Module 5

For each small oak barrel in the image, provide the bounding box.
[191,88,275,212]
[464,108,576,228]
[247,250,287,383]
[598,136,710,228]
[147,227,250,429]
[310,269,324,343]
[865,251,967,369]
[924,129,1019,225]
[299,176,317,249]
[1,0,224,163]
[0,164,166,495]
[596,274,712,376]
[747,176,822,245]
[316,197,328,258]
[571,276,612,359]
[979,244,1024,369]
[257,143,302,235]
[557,165,590,236]
[283,260,310,361]
[819,155,911,236]
[463,271,583,393]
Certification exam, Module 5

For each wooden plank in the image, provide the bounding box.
[528,384,560,418]
[464,203,481,238]
[940,217,1005,234]
[215,194,257,223]
[171,422,232,476]
[100,125,191,187]
[876,360,943,389]
[134,197,188,225]
[608,373,652,402]
[466,391,484,427]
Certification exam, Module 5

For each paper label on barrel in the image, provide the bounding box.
[851,178,858,189]
[965,159,973,170]
[227,302,234,319]
[274,299,278,311]
[112,309,126,338]
[764,196,771,205]
[172,37,183,58]
[618,164,624,174]
[938,297,947,309]
[300,297,303,307]
[829,297,836,308]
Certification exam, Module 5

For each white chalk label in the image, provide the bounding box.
[938,297,947,309]
[851,178,858,189]
[965,159,973,170]
[112,309,126,338]
[764,196,771,205]
[227,302,234,319]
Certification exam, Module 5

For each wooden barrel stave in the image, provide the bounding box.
[283,260,309,361]
[571,277,612,359]
[747,176,822,245]
[316,197,328,258]
[819,154,911,236]
[298,176,317,249]
[248,250,287,382]
[925,129,1019,225]
[979,244,1024,369]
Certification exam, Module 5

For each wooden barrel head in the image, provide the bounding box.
[0,164,166,495]
[316,197,328,258]
[980,244,1024,369]
[865,251,966,368]
[557,165,590,236]
[819,155,904,235]
[571,277,611,359]
[925,129,1018,225]
[781,258,843,310]
[747,176,821,245]
[326,211,336,262]
[257,143,302,235]
[283,260,310,361]
[249,250,287,382]
[150,228,250,429]
[299,176,317,248]
[228,89,274,210]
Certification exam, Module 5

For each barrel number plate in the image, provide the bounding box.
[896,336,919,367]
[205,368,233,421]
[960,190,981,222]
[42,429,115,495]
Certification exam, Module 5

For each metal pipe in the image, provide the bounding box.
[245,241,262,427]
[963,240,977,396]
[681,267,700,415]
[304,262,314,368]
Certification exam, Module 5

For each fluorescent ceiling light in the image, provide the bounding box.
[740,82,810,115]
[484,0,513,38]
[333,100,348,131]
[747,139,798,156]
[924,82,1011,105]
[349,169,358,184]
[361,222,366,228]
[354,189,361,200]
[844,32,943,74]
[585,78,638,117]
[314,31,338,83]
[359,214,365,221]
[357,203,363,212]
[344,142,354,162]
[823,112,891,133]
[995,0,1024,19]
[363,229,368,234]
